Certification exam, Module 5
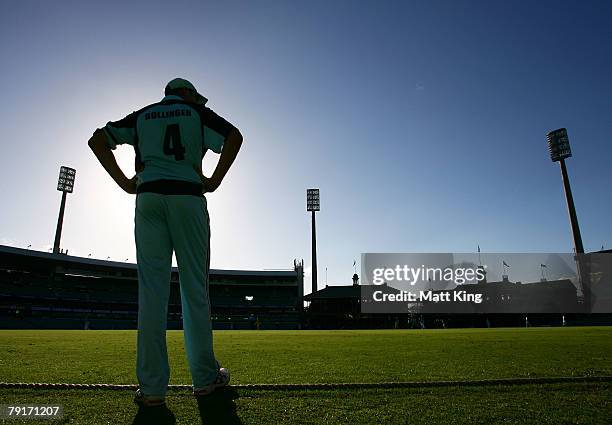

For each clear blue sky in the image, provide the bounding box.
[1,0,610,294]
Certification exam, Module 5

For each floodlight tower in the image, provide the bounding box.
[546,128,589,310]
[307,189,320,294]
[53,166,76,254]
[546,129,584,255]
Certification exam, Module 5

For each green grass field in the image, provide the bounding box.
[1,327,611,424]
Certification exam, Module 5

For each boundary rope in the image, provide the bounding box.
[1,376,611,391]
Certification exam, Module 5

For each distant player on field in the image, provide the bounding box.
[88,78,243,413]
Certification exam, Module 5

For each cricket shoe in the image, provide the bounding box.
[133,388,166,407]
[132,389,175,425]
[193,367,231,396]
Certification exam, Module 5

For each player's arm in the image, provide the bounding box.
[88,129,137,194]
[203,127,243,193]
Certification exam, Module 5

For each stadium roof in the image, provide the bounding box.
[304,285,360,300]
[0,245,297,278]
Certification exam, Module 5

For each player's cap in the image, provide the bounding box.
[165,78,208,105]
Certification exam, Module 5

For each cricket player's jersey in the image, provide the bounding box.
[101,95,234,186]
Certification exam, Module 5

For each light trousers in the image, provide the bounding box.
[134,192,217,397]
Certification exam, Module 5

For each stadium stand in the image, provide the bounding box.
[305,263,612,329]
[0,245,304,330]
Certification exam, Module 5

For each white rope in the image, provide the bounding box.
[0,376,610,391]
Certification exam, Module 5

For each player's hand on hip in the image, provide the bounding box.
[193,164,220,193]
[119,175,138,194]
[201,176,221,193]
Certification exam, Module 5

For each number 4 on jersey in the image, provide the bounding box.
[163,124,186,160]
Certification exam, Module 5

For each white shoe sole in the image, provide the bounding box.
[193,368,230,396]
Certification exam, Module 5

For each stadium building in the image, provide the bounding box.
[305,273,407,329]
[0,245,304,330]
[305,258,612,328]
